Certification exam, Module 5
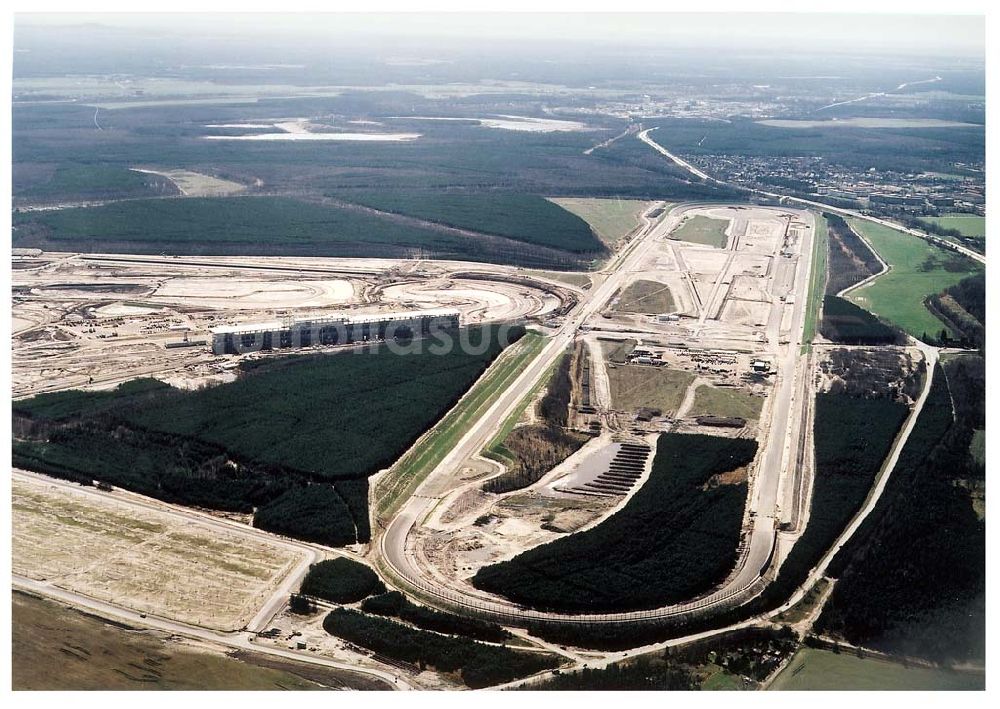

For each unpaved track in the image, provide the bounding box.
[376,202,817,626]
[11,469,410,689]
[12,576,408,690]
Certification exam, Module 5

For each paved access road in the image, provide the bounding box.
[376,201,816,626]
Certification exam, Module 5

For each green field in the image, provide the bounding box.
[484,353,561,463]
[374,331,547,519]
[614,279,677,313]
[801,213,829,352]
[770,648,984,691]
[607,365,695,414]
[549,197,656,247]
[846,219,982,339]
[688,384,764,421]
[922,214,985,239]
[672,215,730,248]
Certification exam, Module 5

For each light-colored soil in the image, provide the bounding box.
[149,277,355,310]
[130,168,246,197]
[11,253,565,398]
[12,476,305,631]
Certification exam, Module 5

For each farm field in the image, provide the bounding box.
[671,215,730,248]
[12,592,382,690]
[607,365,694,414]
[549,197,657,248]
[688,384,764,421]
[614,279,676,313]
[769,648,984,691]
[845,219,982,339]
[130,167,246,197]
[821,296,904,345]
[12,475,304,631]
[526,270,593,288]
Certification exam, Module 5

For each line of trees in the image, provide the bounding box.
[322,608,559,688]
[483,350,588,494]
[817,358,984,663]
[823,212,883,295]
[360,591,511,643]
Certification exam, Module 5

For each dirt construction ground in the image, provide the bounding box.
[11,252,578,397]
[12,474,307,632]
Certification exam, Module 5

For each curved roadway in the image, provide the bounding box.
[376,202,815,626]
[638,128,985,266]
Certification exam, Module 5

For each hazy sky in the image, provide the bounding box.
[15,12,985,58]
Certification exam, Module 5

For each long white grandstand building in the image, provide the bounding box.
[210,308,461,355]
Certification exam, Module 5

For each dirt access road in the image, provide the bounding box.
[377,201,815,625]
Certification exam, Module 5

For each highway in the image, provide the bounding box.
[638,128,986,266]
[376,201,816,626]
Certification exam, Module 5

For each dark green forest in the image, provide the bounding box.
[361,591,511,643]
[333,191,605,253]
[817,358,985,663]
[473,433,757,613]
[12,326,520,546]
[299,558,386,604]
[14,196,594,269]
[926,272,985,349]
[322,608,559,688]
[820,296,905,345]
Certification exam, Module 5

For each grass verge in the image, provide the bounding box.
[801,212,829,353]
[374,331,548,519]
